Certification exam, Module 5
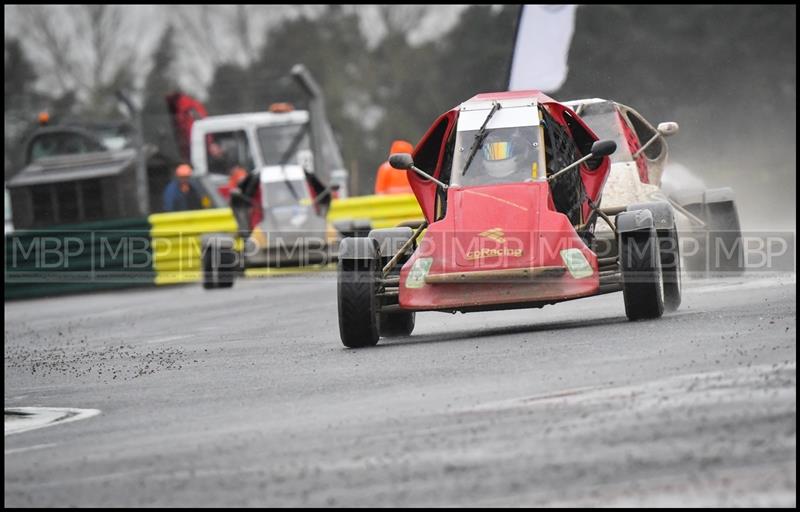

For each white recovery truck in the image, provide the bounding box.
[169,65,353,289]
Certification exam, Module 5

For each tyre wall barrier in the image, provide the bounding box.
[148,195,423,285]
[5,195,426,296]
[5,217,154,300]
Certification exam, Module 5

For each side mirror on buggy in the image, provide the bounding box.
[590,140,617,158]
[389,152,449,190]
[657,122,679,137]
[550,140,617,181]
[632,123,678,159]
[389,153,414,170]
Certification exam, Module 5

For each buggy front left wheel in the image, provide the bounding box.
[337,257,380,348]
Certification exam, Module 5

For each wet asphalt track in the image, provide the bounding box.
[4,272,796,507]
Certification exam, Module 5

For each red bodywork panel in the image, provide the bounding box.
[541,100,611,223]
[408,109,458,223]
[617,111,649,184]
[399,182,599,311]
[399,90,612,311]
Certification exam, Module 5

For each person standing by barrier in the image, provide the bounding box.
[163,164,204,212]
[375,140,415,195]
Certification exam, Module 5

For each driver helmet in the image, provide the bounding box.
[481,130,532,178]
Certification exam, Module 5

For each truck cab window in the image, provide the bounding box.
[207,130,253,175]
[28,133,105,163]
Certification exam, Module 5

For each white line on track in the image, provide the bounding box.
[145,334,193,344]
[5,407,100,436]
[5,442,59,455]
[685,274,796,295]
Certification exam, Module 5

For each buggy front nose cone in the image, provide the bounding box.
[424,265,566,284]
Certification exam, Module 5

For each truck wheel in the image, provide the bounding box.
[681,199,744,276]
[620,225,664,320]
[658,226,681,312]
[337,257,380,348]
[681,224,707,276]
[202,244,219,289]
[379,311,415,337]
[216,244,237,288]
[705,200,744,275]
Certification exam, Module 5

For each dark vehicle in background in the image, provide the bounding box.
[5,119,217,230]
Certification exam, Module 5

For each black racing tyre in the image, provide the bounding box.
[337,257,380,348]
[620,225,664,320]
[202,239,237,290]
[216,244,237,288]
[379,311,415,337]
[202,245,219,290]
[658,226,682,312]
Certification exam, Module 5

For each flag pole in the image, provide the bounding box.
[505,5,525,91]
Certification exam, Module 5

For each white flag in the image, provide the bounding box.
[508,5,577,93]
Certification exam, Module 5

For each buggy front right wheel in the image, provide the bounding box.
[620,225,665,321]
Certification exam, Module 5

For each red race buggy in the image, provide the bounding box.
[337,91,681,348]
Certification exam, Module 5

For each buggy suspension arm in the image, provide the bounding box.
[382,221,429,278]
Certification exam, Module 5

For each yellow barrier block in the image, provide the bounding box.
[150,196,424,285]
[244,263,336,278]
[154,270,203,286]
[149,208,238,285]
[328,194,423,224]
[150,208,237,236]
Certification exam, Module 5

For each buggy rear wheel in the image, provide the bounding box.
[379,311,415,337]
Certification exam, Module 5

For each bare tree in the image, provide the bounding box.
[15,4,83,93]
[231,5,255,64]
[375,5,432,39]
[165,5,314,98]
[11,5,158,111]
[169,5,308,67]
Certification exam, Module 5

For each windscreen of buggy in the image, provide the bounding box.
[450,125,546,187]
[257,124,311,167]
